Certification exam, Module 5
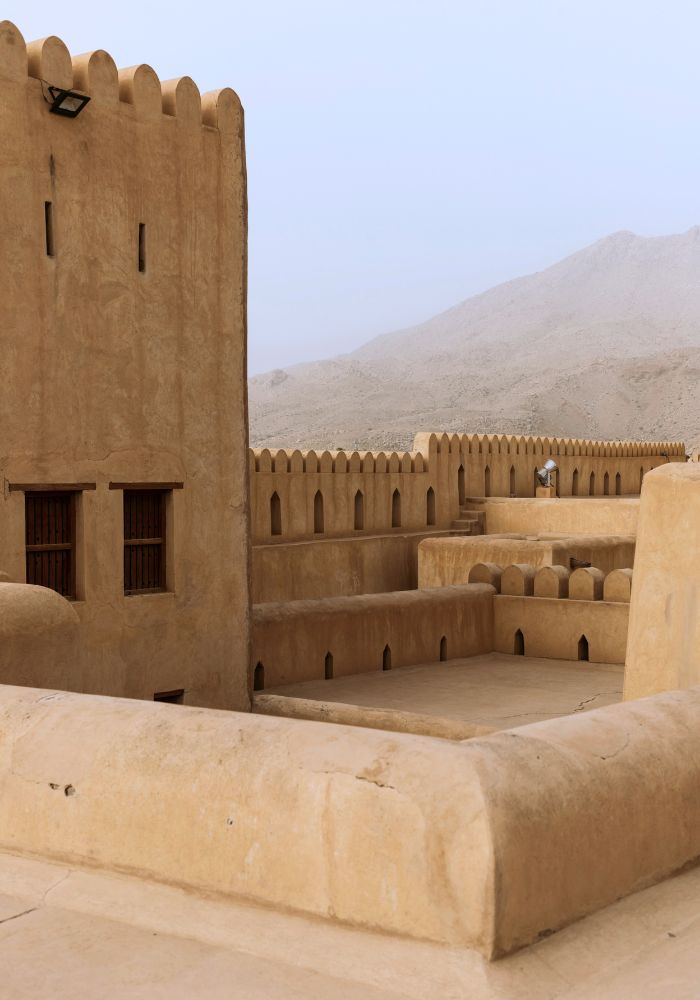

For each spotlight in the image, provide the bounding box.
[45,85,91,119]
[536,459,558,487]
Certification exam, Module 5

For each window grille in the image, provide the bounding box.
[124,490,166,594]
[25,492,76,597]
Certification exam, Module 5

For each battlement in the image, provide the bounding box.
[0,22,242,133]
[250,430,683,547]
[414,431,685,459]
[250,447,427,474]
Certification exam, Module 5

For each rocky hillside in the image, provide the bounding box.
[249,228,700,451]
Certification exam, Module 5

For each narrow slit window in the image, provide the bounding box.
[391,489,401,528]
[154,689,184,704]
[382,644,392,671]
[138,223,146,273]
[270,492,281,536]
[45,201,54,257]
[123,489,167,594]
[514,629,525,656]
[354,490,364,531]
[324,651,334,680]
[426,487,436,526]
[314,490,324,534]
[253,662,265,691]
[439,636,447,661]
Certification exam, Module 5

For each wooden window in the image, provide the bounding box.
[124,489,167,594]
[25,491,76,598]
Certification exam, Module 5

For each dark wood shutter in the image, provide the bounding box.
[25,492,76,598]
[123,490,166,594]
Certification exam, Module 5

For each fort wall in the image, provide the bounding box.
[467,496,641,535]
[493,596,629,663]
[252,584,494,688]
[0,23,250,709]
[625,463,700,699]
[418,535,635,589]
[250,434,683,545]
[4,683,700,959]
[252,530,442,603]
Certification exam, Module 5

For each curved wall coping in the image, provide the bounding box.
[1,684,700,958]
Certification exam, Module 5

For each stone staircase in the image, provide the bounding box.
[448,506,485,536]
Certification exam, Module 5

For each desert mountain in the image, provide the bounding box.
[249,228,700,452]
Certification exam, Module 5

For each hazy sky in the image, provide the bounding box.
[7,1,700,374]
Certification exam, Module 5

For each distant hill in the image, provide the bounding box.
[249,228,700,452]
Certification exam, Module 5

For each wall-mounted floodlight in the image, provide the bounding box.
[46,85,91,119]
[536,458,558,487]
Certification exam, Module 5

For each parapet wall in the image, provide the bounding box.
[418,535,635,589]
[252,531,437,603]
[251,433,683,545]
[252,584,494,688]
[4,683,700,959]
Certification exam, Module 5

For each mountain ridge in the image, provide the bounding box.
[249,227,700,451]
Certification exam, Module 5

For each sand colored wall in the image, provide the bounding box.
[414,432,683,519]
[251,435,681,546]
[625,464,700,700]
[0,24,250,709]
[251,448,436,544]
[418,535,635,589]
[252,584,494,687]
[470,496,642,535]
[494,595,629,663]
[4,683,700,959]
[252,531,445,603]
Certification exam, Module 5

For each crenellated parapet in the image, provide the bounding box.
[251,447,428,475]
[251,429,684,545]
[0,22,242,134]
[470,561,632,603]
[416,431,686,459]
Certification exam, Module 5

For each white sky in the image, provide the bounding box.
[6,1,700,374]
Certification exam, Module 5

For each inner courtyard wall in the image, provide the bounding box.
[418,535,635,589]
[0,24,250,709]
[252,584,494,688]
[252,531,443,603]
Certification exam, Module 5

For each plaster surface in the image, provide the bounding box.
[418,533,635,588]
[625,463,700,699]
[0,22,250,710]
[265,653,623,732]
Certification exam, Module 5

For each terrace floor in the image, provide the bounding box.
[2,846,699,999]
[260,653,624,738]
